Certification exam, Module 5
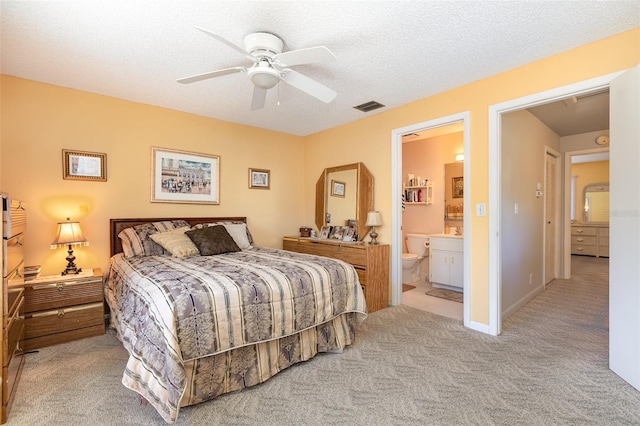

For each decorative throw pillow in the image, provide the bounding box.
[149,226,199,258]
[222,223,252,249]
[185,225,241,256]
[118,220,191,257]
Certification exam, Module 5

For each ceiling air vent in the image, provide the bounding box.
[353,101,385,112]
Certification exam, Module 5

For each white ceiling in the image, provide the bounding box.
[1,1,638,137]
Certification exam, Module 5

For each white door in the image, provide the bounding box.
[544,149,560,284]
[609,65,640,390]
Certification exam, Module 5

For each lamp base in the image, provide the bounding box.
[61,245,82,275]
[369,229,379,245]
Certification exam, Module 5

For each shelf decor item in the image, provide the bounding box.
[365,210,382,245]
[50,218,88,275]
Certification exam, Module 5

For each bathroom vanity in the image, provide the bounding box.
[428,234,463,291]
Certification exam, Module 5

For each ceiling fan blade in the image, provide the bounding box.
[281,69,336,103]
[251,86,267,110]
[194,26,257,63]
[177,67,245,84]
[274,46,336,67]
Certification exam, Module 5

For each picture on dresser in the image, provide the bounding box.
[342,228,355,242]
[329,226,345,240]
[62,149,107,181]
[319,226,331,239]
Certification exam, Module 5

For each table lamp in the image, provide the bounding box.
[51,218,88,275]
[365,211,382,245]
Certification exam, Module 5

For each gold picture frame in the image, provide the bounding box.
[331,180,345,197]
[151,147,220,204]
[452,176,464,198]
[62,149,107,181]
[248,168,270,189]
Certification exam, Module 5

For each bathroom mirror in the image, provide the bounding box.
[316,162,374,241]
[583,182,609,223]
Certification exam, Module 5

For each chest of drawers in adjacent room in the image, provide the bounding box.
[571,224,609,258]
[21,268,105,351]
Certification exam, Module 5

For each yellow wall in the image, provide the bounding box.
[0,76,305,275]
[304,28,639,325]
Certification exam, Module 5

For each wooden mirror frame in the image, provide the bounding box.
[315,162,374,241]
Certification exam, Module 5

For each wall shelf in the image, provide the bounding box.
[403,182,433,205]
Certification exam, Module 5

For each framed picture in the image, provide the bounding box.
[342,227,355,242]
[452,176,464,198]
[62,149,107,181]
[331,180,345,197]
[151,147,219,204]
[319,225,331,239]
[249,168,270,189]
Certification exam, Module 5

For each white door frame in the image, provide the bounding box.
[391,112,471,329]
[488,71,624,336]
[562,146,610,278]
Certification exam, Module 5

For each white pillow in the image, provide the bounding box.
[149,226,199,258]
[222,223,252,249]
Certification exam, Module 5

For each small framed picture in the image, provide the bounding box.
[320,225,331,239]
[330,226,345,240]
[331,180,345,197]
[62,149,107,181]
[452,176,464,198]
[249,168,270,189]
[342,228,355,242]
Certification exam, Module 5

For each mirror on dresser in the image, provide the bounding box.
[315,162,374,241]
[583,182,609,223]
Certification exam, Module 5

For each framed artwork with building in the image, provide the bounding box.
[151,147,219,204]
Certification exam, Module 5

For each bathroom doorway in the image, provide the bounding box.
[391,112,471,327]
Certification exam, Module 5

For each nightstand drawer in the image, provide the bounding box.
[24,278,103,312]
[3,300,24,365]
[24,302,103,340]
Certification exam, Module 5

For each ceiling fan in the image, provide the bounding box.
[177,27,338,110]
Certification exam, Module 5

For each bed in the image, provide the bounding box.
[105,217,368,424]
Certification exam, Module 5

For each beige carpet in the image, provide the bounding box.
[425,287,463,303]
[7,256,640,425]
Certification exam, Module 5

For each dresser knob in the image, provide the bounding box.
[57,283,65,291]
[57,310,65,318]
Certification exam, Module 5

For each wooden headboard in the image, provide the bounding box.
[110,217,247,257]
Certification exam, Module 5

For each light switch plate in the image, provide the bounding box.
[475,203,486,216]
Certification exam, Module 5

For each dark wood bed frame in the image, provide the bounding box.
[110,217,247,257]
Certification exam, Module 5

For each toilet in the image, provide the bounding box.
[402,233,430,284]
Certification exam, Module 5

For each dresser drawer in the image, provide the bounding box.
[572,244,597,256]
[284,239,366,266]
[571,235,596,246]
[3,298,24,365]
[24,278,103,312]
[2,349,24,407]
[571,226,597,236]
[24,302,104,340]
[2,234,24,279]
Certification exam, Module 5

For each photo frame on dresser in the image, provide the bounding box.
[151,147,220,204]
[62,149,107,181]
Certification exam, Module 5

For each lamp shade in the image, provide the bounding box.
[365,211,382,227]
[51,219,88,248]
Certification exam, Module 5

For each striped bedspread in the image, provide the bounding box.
[105,247,367,423]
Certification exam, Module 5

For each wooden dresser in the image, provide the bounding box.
[21,268,104,351]
[571,224,609,258]
[2,196,26,424]
[282,237,389,313]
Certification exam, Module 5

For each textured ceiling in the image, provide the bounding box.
[1,1,638,136]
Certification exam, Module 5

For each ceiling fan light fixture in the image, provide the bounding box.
[248,66,280,89]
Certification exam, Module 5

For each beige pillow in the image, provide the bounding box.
[222,223,252,249]
[149,226,199,258]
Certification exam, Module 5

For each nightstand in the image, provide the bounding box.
[21,268,105,351]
